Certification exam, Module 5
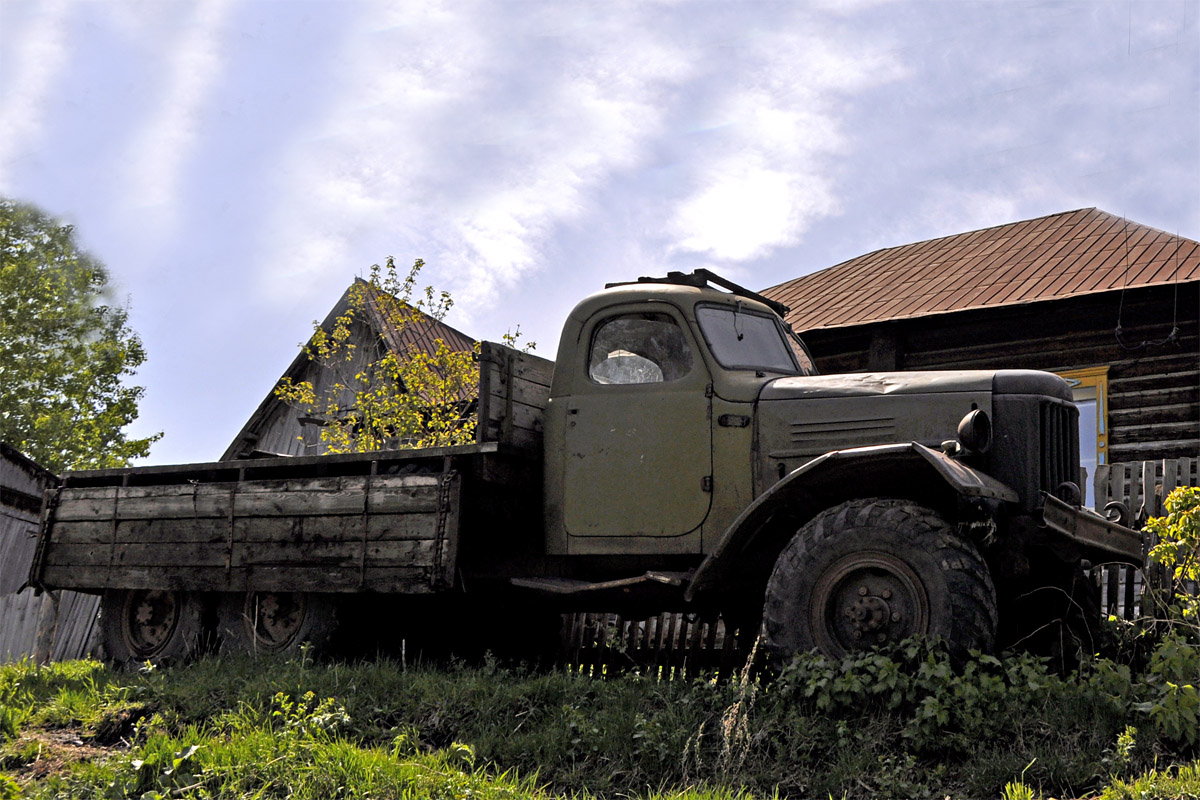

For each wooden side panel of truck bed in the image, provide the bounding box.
[37,472,461,594]
[477,342,553,452]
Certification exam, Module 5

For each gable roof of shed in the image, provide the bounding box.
[763,208,1199,332]
[358,278,476,355]
[220,280,476,461]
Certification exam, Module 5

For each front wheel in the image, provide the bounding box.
[763,498,997,665]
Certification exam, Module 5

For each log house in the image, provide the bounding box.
[762,209,1199,504]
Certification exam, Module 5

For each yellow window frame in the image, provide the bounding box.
[1055,366,1109,466]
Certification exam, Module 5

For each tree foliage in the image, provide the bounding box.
[0,198,160,473]
[274,258,481,454]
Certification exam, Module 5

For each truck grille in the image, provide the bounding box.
[1039,401,1079,496]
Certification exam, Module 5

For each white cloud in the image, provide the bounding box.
[122,0,234,228]
[0,0,72,189]
[665,25,905,264]
[258,1,693,315]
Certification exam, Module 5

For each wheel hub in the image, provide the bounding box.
[846,593,895,635]
[122,590,180,657]
[245,592,306,650]
[811,551,929,654]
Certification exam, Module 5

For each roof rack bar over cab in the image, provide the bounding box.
[605,269,790,318]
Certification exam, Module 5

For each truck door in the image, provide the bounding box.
[563,309,712,543]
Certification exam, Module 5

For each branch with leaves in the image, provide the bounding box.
[275,258,483,454]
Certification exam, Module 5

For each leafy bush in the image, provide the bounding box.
[1147,485,1200,628]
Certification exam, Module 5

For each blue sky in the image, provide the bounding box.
[1,0,1197,465]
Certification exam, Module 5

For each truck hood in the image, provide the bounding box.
[760,370,997,400]
[760,369,1071,402]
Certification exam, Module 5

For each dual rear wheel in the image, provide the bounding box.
[99,589,336,667]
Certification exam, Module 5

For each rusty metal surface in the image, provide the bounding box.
[1040,491,1143,563]
[763,208,1199,332]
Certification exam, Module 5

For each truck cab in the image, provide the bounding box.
[544,272,813,557]
[538,270,1141,663]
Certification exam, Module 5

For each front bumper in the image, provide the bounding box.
[1039,492,1143,565]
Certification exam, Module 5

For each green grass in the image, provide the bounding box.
[0,644,1196,799]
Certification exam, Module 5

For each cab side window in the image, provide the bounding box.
[588,313,694,385]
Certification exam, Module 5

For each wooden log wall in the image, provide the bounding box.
[1,444,99,663]
[802,283,1199,463]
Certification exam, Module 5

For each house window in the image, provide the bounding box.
[1055,366,1109,505]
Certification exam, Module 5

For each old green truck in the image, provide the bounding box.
[28,270,1142,666]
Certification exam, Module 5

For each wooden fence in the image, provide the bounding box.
[1090,457,1197,621]
[562,612,756,681]
[0,444,100,664]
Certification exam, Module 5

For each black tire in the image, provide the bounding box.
[216,591,337,657]
[100,589,205,668]
[764,498,997,664]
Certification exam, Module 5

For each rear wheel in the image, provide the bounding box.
[216,591,337,656]
[764,498,997,665]
[100,589,205,667]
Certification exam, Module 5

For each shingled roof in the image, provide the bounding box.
[763,208,1199,332]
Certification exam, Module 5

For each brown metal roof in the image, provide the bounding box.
[763,209,1199,331]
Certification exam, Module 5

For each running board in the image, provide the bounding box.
[511,571,692,596]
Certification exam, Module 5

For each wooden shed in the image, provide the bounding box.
[222,279,476,461]
[1,442,100,662]
[762,208,1199,503]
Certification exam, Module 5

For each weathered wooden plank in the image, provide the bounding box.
[49,511,439,547]
[235,538,437,568]
[1109,386,1200,410]
[484,377,551,409]
[481,343,555,387]
[1109,403,1199,428]
[1109,440,1200,461]
[1122,566,1137,621]
[1110,370,1200,392]
[1092,463,1110,512]
[46,537,437,570]
[39,563,439,594]
[235,515,439,544]
[54,476,443,522]
[480,401,545,441]
[1105,566,1120,616]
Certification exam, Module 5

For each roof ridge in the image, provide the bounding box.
[762,208,1102,295]
[761,209,1199,331]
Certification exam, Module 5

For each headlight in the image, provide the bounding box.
[956,409,991,454]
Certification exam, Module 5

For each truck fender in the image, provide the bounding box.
[684,442,1017,602]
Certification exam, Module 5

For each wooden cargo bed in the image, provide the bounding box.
[29,340,554,598]
[31,443,533,595]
